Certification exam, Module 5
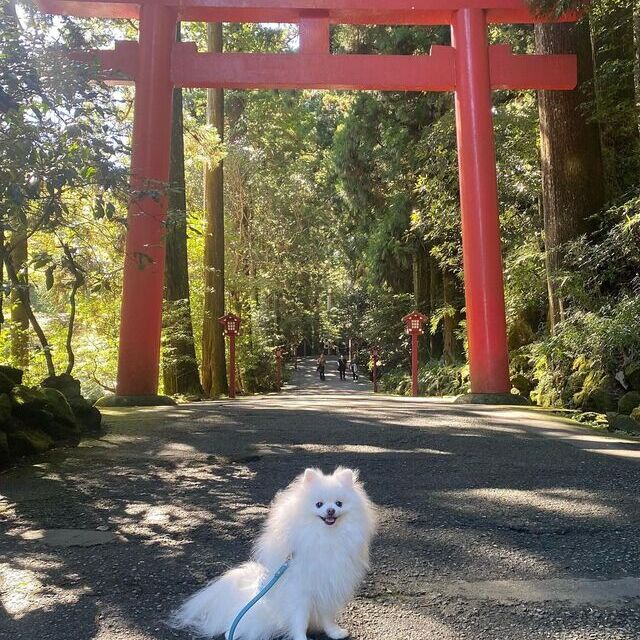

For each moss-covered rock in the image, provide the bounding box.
[0,393,12,425]
[41,388,78,427]
[511,373,534,398]
[580,388,617,413]
[0,371,16,395]
[0,365,23,385]
[573,372,618,413]
[70,398,102,433]
[508,318,535,350]
[606,412,640,435]
[0,430,9,465]
[42,374,102,432]
[95,394,175,407]
[7,428,55,457]
[632,407,640,422]
[618,391,640,416]
[41,373,82,399]
[40,418,80,442]
[11,385,48,410]
[624,362,640,391]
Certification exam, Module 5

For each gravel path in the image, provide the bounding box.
[2,358,640,639]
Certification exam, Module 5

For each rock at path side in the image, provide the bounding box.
[69,397,102,433]
[41,373,102,433]
[40,388,78,427]
[618,390,640,416]
[577,388,617,413]
[511,373,535,399]
[9,385,81,443]
[0,366,22,394]
[19,528,120,547]
[624,362,640,391]
[12,385,78,428]
[0,430,9,464]
[0,393,12,424]
[41,373,81,399]
[606,412,640,435]
[7,428,55,457]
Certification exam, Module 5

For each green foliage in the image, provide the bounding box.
[381,362,468,396]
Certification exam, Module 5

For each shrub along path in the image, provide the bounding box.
[2,370,640,639]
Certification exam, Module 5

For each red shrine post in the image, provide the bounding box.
[403,311,428,397]
[35,0,578,403]
[219,313,241,399]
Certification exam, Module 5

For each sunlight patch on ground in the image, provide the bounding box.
[0,558,89,619]
[583,448,640,459]
[116,501,219,542]
[436,488,618,519]
[0,564,44,617]
[256,443,452,456]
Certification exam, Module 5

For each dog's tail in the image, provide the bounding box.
[170,561,268,638]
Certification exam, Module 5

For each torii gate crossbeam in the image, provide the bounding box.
[36,0,578,400]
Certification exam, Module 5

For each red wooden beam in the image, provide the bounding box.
[79,41,576,92]
[489,44,577,90]
[35,0,579,25]
[299,11,330,53]
[172,43,457,90]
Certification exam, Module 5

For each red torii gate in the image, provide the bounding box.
[37,0,577,401]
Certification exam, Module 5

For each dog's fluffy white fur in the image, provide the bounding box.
[171,467,377,640]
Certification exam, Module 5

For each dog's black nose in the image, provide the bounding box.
[326,508,335,516]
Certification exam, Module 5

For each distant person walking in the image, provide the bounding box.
[317,353,326,381]
[350,358,359,381]
[338,355,347,380]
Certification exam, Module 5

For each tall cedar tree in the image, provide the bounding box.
[162,25,203,397]
[201,22,228,396]
[535,18,605,330]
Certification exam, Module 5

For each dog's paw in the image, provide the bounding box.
[324,625,349,639]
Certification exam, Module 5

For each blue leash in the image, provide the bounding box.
[227,555,292,640]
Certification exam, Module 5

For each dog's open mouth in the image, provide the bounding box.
[320,515,338,526]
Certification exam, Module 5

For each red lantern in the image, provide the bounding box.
[219,313,241,337]
[402,311,428,396]
[219,313,241,398]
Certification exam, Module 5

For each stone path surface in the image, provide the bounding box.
[2,358,640,639]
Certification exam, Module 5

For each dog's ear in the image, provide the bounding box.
[303,468,322,484]
[334,467,359,485]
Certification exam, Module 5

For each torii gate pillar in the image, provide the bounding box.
[116,3,177,397]
[452,8,511,395]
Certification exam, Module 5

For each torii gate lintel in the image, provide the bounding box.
[37,0,578,398]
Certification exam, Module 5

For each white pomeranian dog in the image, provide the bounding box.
[171,467,377,640]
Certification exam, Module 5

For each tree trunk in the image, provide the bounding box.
[535,19,605,331]
[412,244,430,361]
[429,256,443,360]
[10,233,29,369]
[442,269,461,365]
[1,241,55,376]
[201,22,228,397]
[162,24,203,397]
